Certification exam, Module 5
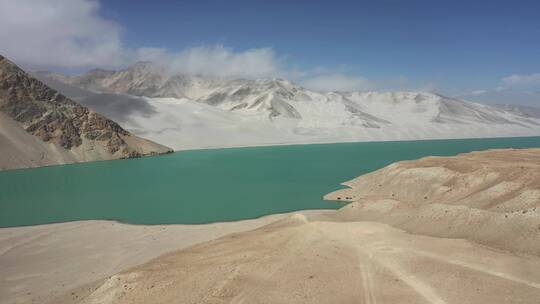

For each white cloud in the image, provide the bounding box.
[0,0,381,91]
[136,46,282,79]
[466,73,540,106]
[300,73,374,92]
[458,81,540,106]
[501,73,540,87]
[0,0,284,78]
[471,89,487,95]
[417,82,438,93]
[0,0,125,68]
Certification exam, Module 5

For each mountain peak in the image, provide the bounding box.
[128,61,157,69]
[125,61,164,74]
[0,54,18,70]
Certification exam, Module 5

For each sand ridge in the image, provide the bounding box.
[326,148,540,255]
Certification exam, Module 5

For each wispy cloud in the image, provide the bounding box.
[300,73,374,92]
[0,0,420,93]
[501,73,540,87]
[470,89,487,95]
[417,81,438,93]
[458,73,540,106]
[136,46,283,79]
[0,0,288,80]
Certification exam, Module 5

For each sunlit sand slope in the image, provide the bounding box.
[326,148,540,255]
[60,215,540,304]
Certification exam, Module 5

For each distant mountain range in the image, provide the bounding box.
[0,55,172,170]
[34,62,540,150]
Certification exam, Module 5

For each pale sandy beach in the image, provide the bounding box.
[59,217,540,304]
[0,211,329,304]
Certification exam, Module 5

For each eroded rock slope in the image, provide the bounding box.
[0,55,172,170]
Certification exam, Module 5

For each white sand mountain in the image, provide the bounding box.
[42,148,540,304]
[38,63,540,150]
[0,56,172,170]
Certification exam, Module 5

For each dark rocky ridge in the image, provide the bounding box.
[0,55,172,162]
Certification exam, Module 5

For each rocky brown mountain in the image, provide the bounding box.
[0,55,172,170]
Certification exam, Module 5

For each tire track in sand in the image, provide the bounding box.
[359,261,377,304]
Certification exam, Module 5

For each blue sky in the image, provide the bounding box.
[1,0,539,104]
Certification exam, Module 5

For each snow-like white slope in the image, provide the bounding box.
[492,104,540,119]
[38,63,540,150]
[115,95,540,151]
[120,98,308,150]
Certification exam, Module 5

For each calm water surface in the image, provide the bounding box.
[1,136,539,227]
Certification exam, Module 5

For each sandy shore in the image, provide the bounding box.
[0,211,330,304]
[49,215,540,304]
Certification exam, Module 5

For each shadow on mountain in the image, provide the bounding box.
[32,72,157,124]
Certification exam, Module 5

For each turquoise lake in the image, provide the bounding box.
[1,136,540,228]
